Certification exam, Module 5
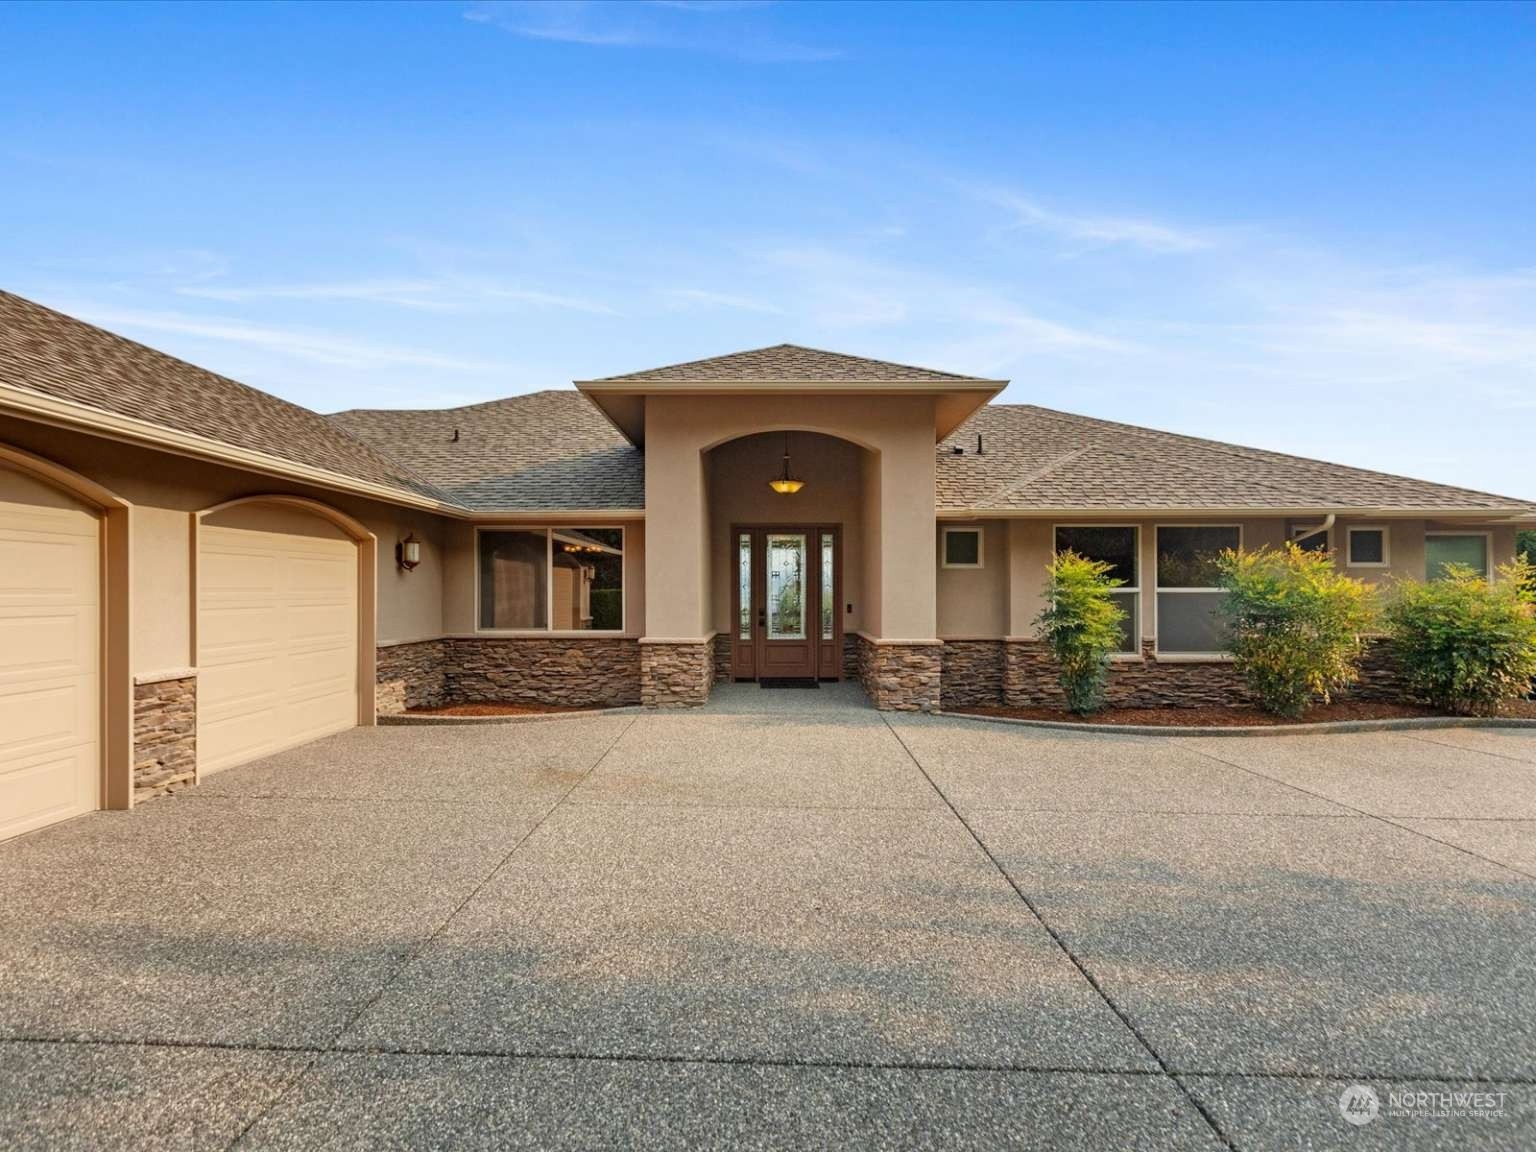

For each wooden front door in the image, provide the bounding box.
[731,526,840,681]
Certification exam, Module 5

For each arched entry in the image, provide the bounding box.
[195,496,376,776]
[0,443,131,839]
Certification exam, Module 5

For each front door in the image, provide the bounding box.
[732,526,840,681]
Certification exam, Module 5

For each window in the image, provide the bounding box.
[478,527,624,631]
[1291,525,1331,554]
[1156,525,1240,655]
[1055,525,1139,654]
[942,526,983,568]
[1346,527,1389,568]
[821,532,835,641]
[1425,533,1490,581]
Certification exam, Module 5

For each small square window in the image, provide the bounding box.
[1347,528,1388,568]
[942,527,983,568]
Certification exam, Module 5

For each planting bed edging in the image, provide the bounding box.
[935,711,1536,739]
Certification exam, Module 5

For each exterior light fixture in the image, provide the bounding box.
[396,532,422,571]
[768,432,805,495]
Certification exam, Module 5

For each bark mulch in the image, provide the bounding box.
[948,699,1536,727]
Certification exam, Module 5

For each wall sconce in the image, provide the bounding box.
[396,532,422,571]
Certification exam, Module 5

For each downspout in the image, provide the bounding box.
[1295,512,1336,542]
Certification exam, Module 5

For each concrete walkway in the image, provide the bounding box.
[2,683,1534,1149]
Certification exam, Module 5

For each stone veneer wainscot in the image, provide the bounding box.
[133,671,196,802]
[640,639,715,708]
[854,634,942,712]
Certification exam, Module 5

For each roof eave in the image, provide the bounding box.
[935,505,1536,520]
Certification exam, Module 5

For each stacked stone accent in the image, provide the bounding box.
[1342,638,1407,702]
[133,674,196,802]
[842,634,859,680]
[1002,640,1253,709]
[640,640,714,707]
[940,641,1007,708]
[449,638,641,708]
[713,633,734,683]
[376,639,447,714]
[854,634,942,712]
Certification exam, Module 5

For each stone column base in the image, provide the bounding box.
[854,635,941,712]
[640,639,715,708]
[134,672,197,802]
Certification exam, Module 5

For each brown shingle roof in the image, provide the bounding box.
[584,343,998,384]
[0,290,451,505]
[939,405,1534,512]
[330,390,644,512]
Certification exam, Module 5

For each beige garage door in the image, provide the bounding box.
[198,503,358,775]
[0,467,99,841]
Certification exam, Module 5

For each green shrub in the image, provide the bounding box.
[1035,551,1127,714]
[1216,544,1379,718]
[1383,557,1536,716]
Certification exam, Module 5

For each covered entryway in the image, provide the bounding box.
[0,465,100,839]
[197,498,367,775]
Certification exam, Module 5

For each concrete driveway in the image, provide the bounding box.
[2,684,1534,1150]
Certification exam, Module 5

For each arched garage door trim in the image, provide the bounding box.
[194,495,377,778]
[0,442,133,814]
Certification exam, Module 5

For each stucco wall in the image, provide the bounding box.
[935,520,1009,638]
[643,393,937,641]
[706,432,866,636]
[0,416,446,676]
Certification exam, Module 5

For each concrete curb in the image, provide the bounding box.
[933,711,1536,738]
[378,706,643,726]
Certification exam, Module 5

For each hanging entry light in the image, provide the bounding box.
[768,431,805,494]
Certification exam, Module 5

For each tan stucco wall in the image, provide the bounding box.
[706,432,866,636]
[936,520,1009,638]
[0,416,447,673]
[440,517,646,637]
[644,394,937,640]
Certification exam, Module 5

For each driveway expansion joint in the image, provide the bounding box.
[879,714,1240,1152]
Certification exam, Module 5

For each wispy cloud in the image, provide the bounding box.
[177,277,619,315]
[62,304,511,374]
[464,0,842,62]
[969,184,1218,254]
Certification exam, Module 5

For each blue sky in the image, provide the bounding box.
[2,0,1533,497]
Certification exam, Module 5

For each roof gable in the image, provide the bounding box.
[582,343,998,385]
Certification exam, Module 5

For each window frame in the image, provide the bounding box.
[1345,525,1391,569]
[1153,523,1242,660]
[474,525,627,635]
[941,525,985,569]
[1290,523,1333,554]
[1053,523,1142,659]
[1424,530,1493,584]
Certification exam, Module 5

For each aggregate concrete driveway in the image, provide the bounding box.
[3,685,1535,1150]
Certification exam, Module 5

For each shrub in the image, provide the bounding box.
[1035,551,1127,714]
[1383,557,1536,716]
[1216,544,1379,718]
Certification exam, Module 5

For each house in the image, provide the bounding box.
[1,288,1532,839]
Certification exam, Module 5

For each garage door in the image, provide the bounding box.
[0,467,99,841]
[198,503,358,775]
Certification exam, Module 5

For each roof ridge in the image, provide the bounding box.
[586,342,995,384]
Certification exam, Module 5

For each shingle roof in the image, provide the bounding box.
[584,343,998,384]
[330,390,644,512]
[0,290,450,505]
[939,405,1533,512]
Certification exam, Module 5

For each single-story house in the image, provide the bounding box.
[2,289,1532,838]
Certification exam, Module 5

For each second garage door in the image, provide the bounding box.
[197,503,359,776]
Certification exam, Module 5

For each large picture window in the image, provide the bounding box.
[1156,525,1240,655]
[478,527,624,631]
[1425,533,1490,582]
[1055,525,1139,654]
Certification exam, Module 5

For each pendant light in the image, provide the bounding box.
[768,431,805,494]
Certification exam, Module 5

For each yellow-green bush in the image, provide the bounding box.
[1384,557,1536,716]
[1216,544,1379,718]
[1035,551,1127,714]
